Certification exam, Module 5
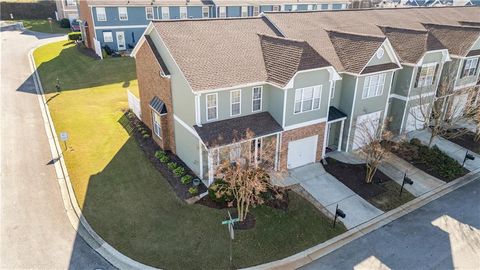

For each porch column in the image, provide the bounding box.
[198,140,203,181]
[274,133,280,171]
[207,151,214,186]
[338,120,345,152]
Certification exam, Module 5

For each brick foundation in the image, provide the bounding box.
[135,39,176,153]
[279,122,326,171]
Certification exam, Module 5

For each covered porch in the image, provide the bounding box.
[194,112,283,186]
[325,106,347,154]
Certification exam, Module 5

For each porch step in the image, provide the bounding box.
[291,184,335,220]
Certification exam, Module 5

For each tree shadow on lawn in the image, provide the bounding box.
[20,41,136,95]
[77,136,345,270]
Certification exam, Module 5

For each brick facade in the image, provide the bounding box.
[135,40,176,153]
[279,122,326,171]
[78,0,94,49]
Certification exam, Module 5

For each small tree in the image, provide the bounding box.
[213,130,281,221]
[474,99,480,142]
[354,118,392,183]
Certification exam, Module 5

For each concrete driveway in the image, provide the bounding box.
[0,24,113,269]
[281,163,383,229]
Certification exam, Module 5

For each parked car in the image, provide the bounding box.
[70,19,80,32]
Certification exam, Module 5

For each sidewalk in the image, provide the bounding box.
[273,163,383,229]
[408,129,480,172]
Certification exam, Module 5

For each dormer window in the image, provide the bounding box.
[461,57,479,78]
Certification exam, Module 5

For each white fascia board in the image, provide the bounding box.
[284,66,341,89]
[359,38,402,75]
[130,22,154,57]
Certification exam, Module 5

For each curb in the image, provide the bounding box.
[242,168,480,270]
[28,41,159,270]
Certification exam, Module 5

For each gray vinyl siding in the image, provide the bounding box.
[366,44,393,67]
[471,38,480,51]
[392,66,414,96]
[283,69,331,127]
[174,121,201,176]
[149,31,196,126]
[337,74,357,151]
[266,85,285,125]
[453,57,480,89]
[199,84,272,123]
[409,52,444,97]
[387,98,406,134]
[330,79,343,108]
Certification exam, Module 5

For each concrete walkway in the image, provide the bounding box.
[274,163,383,229]
[409,129,480,172]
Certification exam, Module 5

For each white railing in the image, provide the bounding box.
[127,90,141,120]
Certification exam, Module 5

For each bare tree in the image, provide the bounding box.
[354,118,393,184]
[211,130,281,221]
[474,100,480,142]
[411,65,477,147]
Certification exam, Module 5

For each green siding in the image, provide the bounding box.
[266,84,285,125]
[366,44,393,67]
[330,79,342,108]
[392,66,413,96]
[453,58,480,89]
[387,98,406,134]
[337,74,356,151]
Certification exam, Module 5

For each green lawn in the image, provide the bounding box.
[21,19,71,34]
[34,40,346,269]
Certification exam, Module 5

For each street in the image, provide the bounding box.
[0,24,113,269]
[302,178,480,270]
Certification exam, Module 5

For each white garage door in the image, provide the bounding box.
[287,135,318,169]
[353,111,382,150]
[405,104,429,133]
[452,93,468,119]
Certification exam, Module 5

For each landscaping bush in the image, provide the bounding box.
[208,180,234,203]
[188,187,198,195]
[181,175,193,185]
[155,150,166,159]
[173,166,186,177]
[167,162,178,171]
[68,32,82,41]
[159,155,170,163]
[59,18,70,28]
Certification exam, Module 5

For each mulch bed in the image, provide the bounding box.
[122,111,207,201]
[444,128,480,155]
[323,157,415,212]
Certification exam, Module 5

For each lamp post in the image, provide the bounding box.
[47,17,53,33]
[400,172,413,197]
[333,204,346,228]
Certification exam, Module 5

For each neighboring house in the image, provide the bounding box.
[131,7,480,185]
[77,0,350,53]
[56,0,78,21]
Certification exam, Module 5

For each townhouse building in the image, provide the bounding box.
[131,7,480,186]
[56,0,79,21]
[76,0,350,53]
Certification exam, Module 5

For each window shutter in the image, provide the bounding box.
[432,63,439,84]
[460,60,467,78]
[414,66,422,88]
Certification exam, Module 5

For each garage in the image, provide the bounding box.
[287,135,318,169]
[353,111,382,150]
[405,104,429,133]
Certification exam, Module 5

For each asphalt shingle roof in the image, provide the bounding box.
[423,23,480,57]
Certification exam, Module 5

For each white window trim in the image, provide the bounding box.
[291,4,297,11]
[179,6,187,19]
[118,7,128,21]
[230,90,241,116]
[462,57,479,77]
[294,85,322,114]
[362,73,386,100]
[161,6,170,19]
[219,6,227,18]
[272,5,280,11]
[202,6,210,18]
[416,63,437,88]
[252,86,263,112]
[96,7,106,21]
[241,6,248,17]
[103,31,113,42]
[152,111,162,138]
[206,93,218,121]
[145,6,154,20]
[253,6,260,16]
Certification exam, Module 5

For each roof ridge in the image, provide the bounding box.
[377,25,428,34]
[257,33,307,44]
[423,22,480,31]
[152,16,263,23]
[326,29,386,41]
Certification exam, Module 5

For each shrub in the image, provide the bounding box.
[68,31,82,41]
[188,187,198,195]
[143,133,150,138]
[155,150,166,159]
[167,162,178,171]
[173,166,186,177]
[208,180,234,203]
[59,18,70,28]
[410,138,422,146]
[181,175,193,185]
[159,155,170,163]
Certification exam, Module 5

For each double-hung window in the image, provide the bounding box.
[272,5,280,11]
[118,7,128,21]
[294,85,322,113]
[103,31,113,42]
[202,6,210,18]
[96,7,106,21]
[179,7,187,19]
[252,86,262,112]
[362,73,385,99]
[219,6,226,18]
[161,7,170,19]
[241,6,248,17]
[230,90,241,116]
[415,64,437,88]
[145,7,154,20]
[253,6,260,16]
[152,112,162,138]
[206,93,217,121]
[462,58,479,78]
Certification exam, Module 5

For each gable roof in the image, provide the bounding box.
[422,23,480,57]
[327,30,386,74]
[259,34,331,86]
[379,26,445,64]
[145,35,170,76]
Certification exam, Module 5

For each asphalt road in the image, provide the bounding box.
[0,23,114,269]
[302,178,480,270]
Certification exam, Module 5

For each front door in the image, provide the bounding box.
[116,31,126,51]
[287,135,318,169]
